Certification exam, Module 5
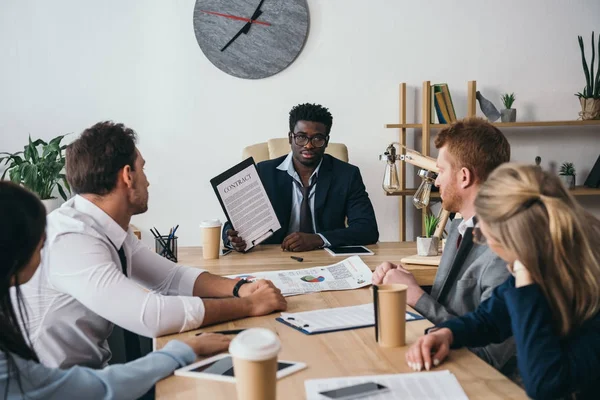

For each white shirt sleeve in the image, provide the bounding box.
[47,233,206,337]
[7,340,195,400]
[126,233,206,296]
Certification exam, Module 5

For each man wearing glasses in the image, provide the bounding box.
[224,103,378,252]
[372,118,517,378]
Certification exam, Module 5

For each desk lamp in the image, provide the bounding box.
[380,142,449,238]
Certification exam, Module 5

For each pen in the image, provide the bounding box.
[196,329,246,336]
[290,256,303,262]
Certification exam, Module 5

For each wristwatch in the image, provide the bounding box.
[233,279,250,297]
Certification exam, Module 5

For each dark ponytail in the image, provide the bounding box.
[0,182,47,397]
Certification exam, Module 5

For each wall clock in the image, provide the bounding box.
[193,0,309,79]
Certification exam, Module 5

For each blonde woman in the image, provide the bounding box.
[405,163,600,400]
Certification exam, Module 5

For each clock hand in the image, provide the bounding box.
[201,10,271,26]
[249,0,266,21]
[220,9,263,52]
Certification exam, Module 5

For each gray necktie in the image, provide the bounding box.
[297,179,316,234]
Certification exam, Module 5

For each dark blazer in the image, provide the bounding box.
[413,218,516,372]
[440,277,600,400]
[223,154,379,247]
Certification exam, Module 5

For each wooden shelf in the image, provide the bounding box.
[570,186,600,196]
[385,189,441,197]
[386,186,600,197]
[386,120,600,129]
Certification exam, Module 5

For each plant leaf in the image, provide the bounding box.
[57,183,68,201]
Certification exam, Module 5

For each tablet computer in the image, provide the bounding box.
[174,353,306,383]
[324,246,374,256]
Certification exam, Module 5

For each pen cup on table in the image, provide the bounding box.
[200,219,221,260]
[155,235,178,263]
[229,328,281,400]
[372,284,407,347]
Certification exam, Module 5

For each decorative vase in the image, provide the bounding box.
[559,175,576,189]
[417,236,439,256]
[579,98,600,120]
[41,198,62,214]
[476,91,501,122]
[500,108,517,122]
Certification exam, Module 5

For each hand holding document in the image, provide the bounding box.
[210,158,281,251]
[305,370,469,400]
[226,256,373,297]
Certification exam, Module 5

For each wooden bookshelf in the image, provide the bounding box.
[386,120,600,129]
[387,80,600,241]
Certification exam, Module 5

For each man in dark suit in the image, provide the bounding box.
[224,103,378,252]
[372,118,516,375]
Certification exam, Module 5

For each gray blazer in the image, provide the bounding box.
[414,219,516,372]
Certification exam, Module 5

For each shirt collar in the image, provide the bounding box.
[276,152,322,183]
[457,215,475,236]
[73,195,128,248]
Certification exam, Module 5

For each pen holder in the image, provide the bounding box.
[155,235,178,262]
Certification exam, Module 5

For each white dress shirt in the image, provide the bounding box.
[276,152,331,246]
[457,215,475,237]
[19,195,206,368]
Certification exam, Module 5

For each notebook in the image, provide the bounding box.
[276,303,424,335]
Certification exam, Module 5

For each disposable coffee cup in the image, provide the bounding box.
[200,219,221,260]
[229,328,281,400]
[373,284,408,347]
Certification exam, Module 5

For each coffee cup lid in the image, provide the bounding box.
[229,328,281,361]
[200,219,221,228]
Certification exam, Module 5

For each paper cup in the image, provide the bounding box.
[374,284,407,347]
[200,219,221,260]
[229,328,281,400]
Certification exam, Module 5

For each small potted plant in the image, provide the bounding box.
[576,32,600,120]
[559,162,576,189]
[1,135,71,213]
[500,93,516,122]
[417,213,440,256]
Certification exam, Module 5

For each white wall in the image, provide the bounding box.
[1,0,599,246]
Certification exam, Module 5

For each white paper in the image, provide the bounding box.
[216,163,280,251]
[279,303,419,334]
[226,256,372,296]
[305,371,469,400]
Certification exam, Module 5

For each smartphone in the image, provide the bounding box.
[319,382,389,399]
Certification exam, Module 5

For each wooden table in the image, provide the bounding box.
[157,243,527,399]
[177,242,439,286]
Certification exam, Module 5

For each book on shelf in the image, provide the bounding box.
[435,92,451,123]
[431,83,457,124]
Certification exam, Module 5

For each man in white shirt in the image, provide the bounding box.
[20,121,287,369]
[372,118,517,375]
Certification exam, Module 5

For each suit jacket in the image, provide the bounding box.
[222,154,379,247]
[414,218,516,372]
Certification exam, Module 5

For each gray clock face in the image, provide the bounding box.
[193,0,309,79]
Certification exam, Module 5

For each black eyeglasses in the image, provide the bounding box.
[291,133,328,148]
[472,222,486,245]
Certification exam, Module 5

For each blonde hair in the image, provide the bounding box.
[475,163,600,336]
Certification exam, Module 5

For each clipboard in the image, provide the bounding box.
[210,157,281,250]
[275,303,424,335]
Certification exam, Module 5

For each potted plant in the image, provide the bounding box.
[576,32,600,119]
[0,135,71,213]
[559,162,576,189]
[417,213,440,256]
[500,93,516,122]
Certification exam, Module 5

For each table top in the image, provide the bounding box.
[177,242,439,286]
[159,242,525,399]
[155,288,526,399]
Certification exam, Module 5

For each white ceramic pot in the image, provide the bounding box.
[41,198,62,214]
[417,236,439,256]
[559,175,575,189]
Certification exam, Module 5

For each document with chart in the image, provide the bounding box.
[210,157,281,251]
[226,256,373,296]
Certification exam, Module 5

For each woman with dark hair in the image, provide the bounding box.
[0,181,230,399]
